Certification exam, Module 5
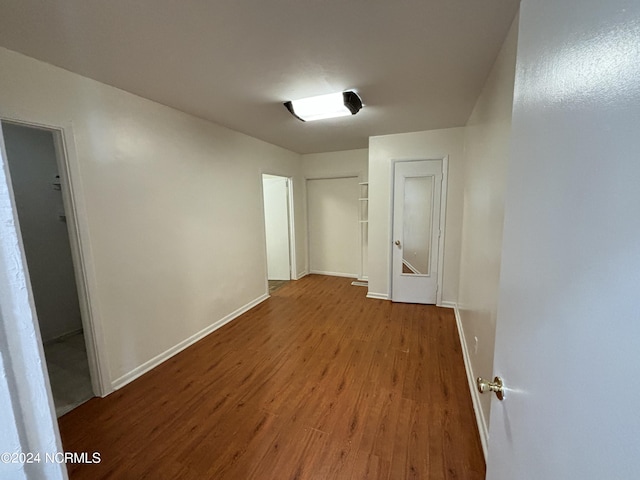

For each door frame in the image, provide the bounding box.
[305,174,363,279]
[389,157,448,306]
[260,172,297,289]
[0,115,110,397]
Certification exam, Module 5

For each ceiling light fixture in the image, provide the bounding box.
[284,91,363,122]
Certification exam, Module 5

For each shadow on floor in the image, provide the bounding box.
[43,331,94,417]
[268,280,289,294]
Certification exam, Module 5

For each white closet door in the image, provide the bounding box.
[262,175,290,281]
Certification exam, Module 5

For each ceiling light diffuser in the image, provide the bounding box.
[284,91,363,122]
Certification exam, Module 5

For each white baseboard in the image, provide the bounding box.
[112,293,269,390]
[309,270,357,278]
[295,270,308,280]
[451,303,489,460]
[366,292,389,300]
[440,301,456,309]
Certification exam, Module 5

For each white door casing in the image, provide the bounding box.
[485,1,640,479]
[391,159,443,304]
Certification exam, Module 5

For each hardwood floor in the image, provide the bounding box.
[58,275,484,479]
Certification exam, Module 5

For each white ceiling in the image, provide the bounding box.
[0,0,519,154]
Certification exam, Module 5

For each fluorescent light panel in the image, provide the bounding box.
[285,91,362,122]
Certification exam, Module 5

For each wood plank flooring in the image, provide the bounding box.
[58,275,484,479]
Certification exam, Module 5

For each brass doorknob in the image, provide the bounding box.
[476,376,505,401]
[395,240,401,247]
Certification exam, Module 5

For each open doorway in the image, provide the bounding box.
[262,174,294,294]
[1,121,94,416]
[306,176,360,278]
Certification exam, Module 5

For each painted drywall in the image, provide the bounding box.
[301,148,368,180]
[0,46,305,387]
[0,130,66,478]
[3,123,83,343]
[307,177,360,277]
[487,1,640,477]
[457,16,518,442]
[367,128,465,302]
[262,175,290,281]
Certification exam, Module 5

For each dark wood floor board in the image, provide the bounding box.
[58,274,484,479]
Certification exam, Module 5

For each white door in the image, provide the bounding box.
[262,175,291,281]
[485,1,640,478]
[307,177,359,277]
[391,160,442,304]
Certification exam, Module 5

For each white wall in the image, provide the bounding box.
[302,148,368,180]
[0,47,305,389]
[3,123,83,342]
[262,175,290,281]
[457,16,518,447]
[367,128,465,302]
[307,177,360,277]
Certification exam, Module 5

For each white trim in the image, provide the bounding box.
[402,259,420,275]
[112,293,269,390]
[305,174,362,180]
[297,269,308,279]
[286,178,298,280]
[439,300,456,309]
[366,292,389,300]
[449,302,489,460]
[436,156,449,306]
[308,270,357,278]
[54,125,111,396]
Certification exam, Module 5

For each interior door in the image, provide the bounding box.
[262,175,291,281]
[391,160,442,304]
[484,1,640,478]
